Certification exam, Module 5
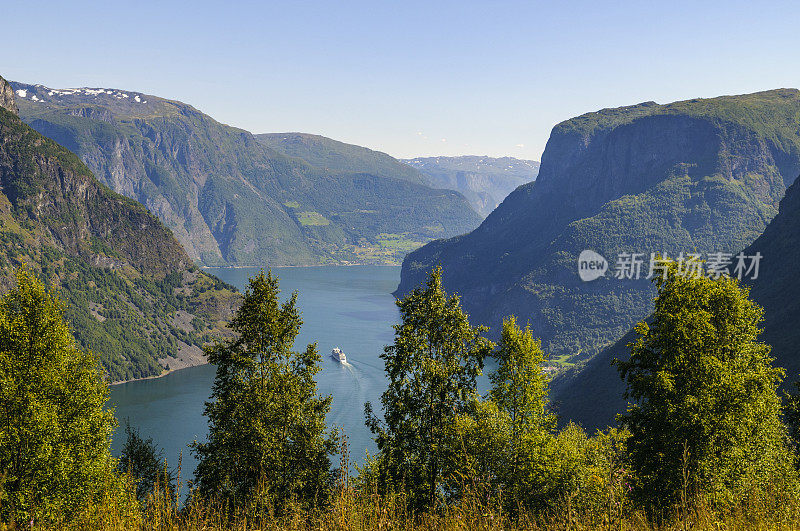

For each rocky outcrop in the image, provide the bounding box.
[397,90,800,365]
[0,76,17,115]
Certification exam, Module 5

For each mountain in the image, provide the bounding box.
[0,79,17,115]
[12,82,481,266]
[551,175,800,432]
[746,177,800,384]
[397,90,800,370]
[257,132,425,184]
[402,156,540,216]
[0,76,238,382]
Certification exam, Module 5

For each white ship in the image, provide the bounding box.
[331,347,347,363]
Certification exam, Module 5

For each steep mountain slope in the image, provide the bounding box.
[549,331,632,431]
[257,132,424,184]
[13,82,481,266]
[0,76,237,382]
[551,176,800,431]
[397,90,800,367]
[746,177,800,383]
[402,156,540,216]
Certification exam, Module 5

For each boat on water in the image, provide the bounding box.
[331,347,347,363]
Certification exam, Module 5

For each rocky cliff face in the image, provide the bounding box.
[12,82,481,266]
[0,76,17,115]
[0,88,238,382]
[401,156,540,216]
[397,90,800,365]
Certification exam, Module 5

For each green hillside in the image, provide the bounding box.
[551,175,800,431]
[13,83,481,266]
[397,89,800,368]
[0,77,238,382]
[746,177,800,383]
[257,132,425,184]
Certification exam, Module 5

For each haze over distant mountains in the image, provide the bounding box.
[11,82,482,267]
[257,136,539,217]
[398,90,800,370]
[401,156,540,216]
[0,76,237,382]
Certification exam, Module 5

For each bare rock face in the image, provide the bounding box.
[0,76,18,115]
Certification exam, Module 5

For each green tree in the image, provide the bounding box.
[442,317,558,512]
[118,420,177,502]
[786,382,800,453]
[616,261,793,510]
[365,266,493,511]
[489,316,557,509]
[0,266,120,523]
[191,270,335,514]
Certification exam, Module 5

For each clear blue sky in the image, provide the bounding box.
[4,0,799,160]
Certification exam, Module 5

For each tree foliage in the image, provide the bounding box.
[443,317,572,512]
[118,421,176,503]
[365,266,493,511]
[191,270,335,514]
[0,266,121,523]
[488,316,557,509]
[617,261,794,510]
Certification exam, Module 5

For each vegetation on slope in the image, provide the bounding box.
[0,82,237,381]
[256,132,425,184]
[397,89,800,368]
[13,83,481,266]
[745,176,800,382]
[552,173,800,431]
[4,265,800,530]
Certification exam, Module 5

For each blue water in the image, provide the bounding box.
[108,265,400,477]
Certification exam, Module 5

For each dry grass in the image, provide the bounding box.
[13,478,797,531]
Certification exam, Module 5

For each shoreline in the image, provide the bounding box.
[109,361,210,386]
[112,263,402,387]
[200,263,402,270]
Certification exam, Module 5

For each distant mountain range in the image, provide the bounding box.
[401,156,539,217]
[397,90,800,370]
[11,82,481,266]
[552,174,800,431]
[0,76,237,382]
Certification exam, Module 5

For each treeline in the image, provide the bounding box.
[3,263,800,529]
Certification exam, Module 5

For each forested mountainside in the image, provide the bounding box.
[256,132,425,184]
[551,176,800,431]
[402,156,540,216]
[397,89,800,368]
[13,82,481,266]
[0,76,238,382]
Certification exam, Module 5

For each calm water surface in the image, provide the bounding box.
[108,265,400,476]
